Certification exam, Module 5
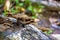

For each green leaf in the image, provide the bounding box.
[39,5,44,8]
[48,30,53,34]
[25,0,30,3]
[38,9,42,12]
[11,8,16,13]
[0,0,5,4]
[33,9,37,13]
[4,10,8,16]
[15,0,19,4]
[28,5,33,11]
[32,16,37,19]
[19,3,24,7]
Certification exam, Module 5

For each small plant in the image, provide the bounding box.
[44,29,54,35]
[0,0,5,4]
[3,0,45,17]
[26,0,44,19]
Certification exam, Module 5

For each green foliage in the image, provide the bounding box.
[31,15,37,19]
[27,5,33,12]
[4,10,8,16]
[25,0,30,4]
[15,0,19,5]
[11,6,20,14]
[11,8,16,14]
[3,0,45,17]
[44,30,53,35]
[19,3,24,7]
[0,0,5,4]
[26,1,44,18]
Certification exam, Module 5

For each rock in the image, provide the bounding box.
[5,24,51,40]
[6,17,17,23]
